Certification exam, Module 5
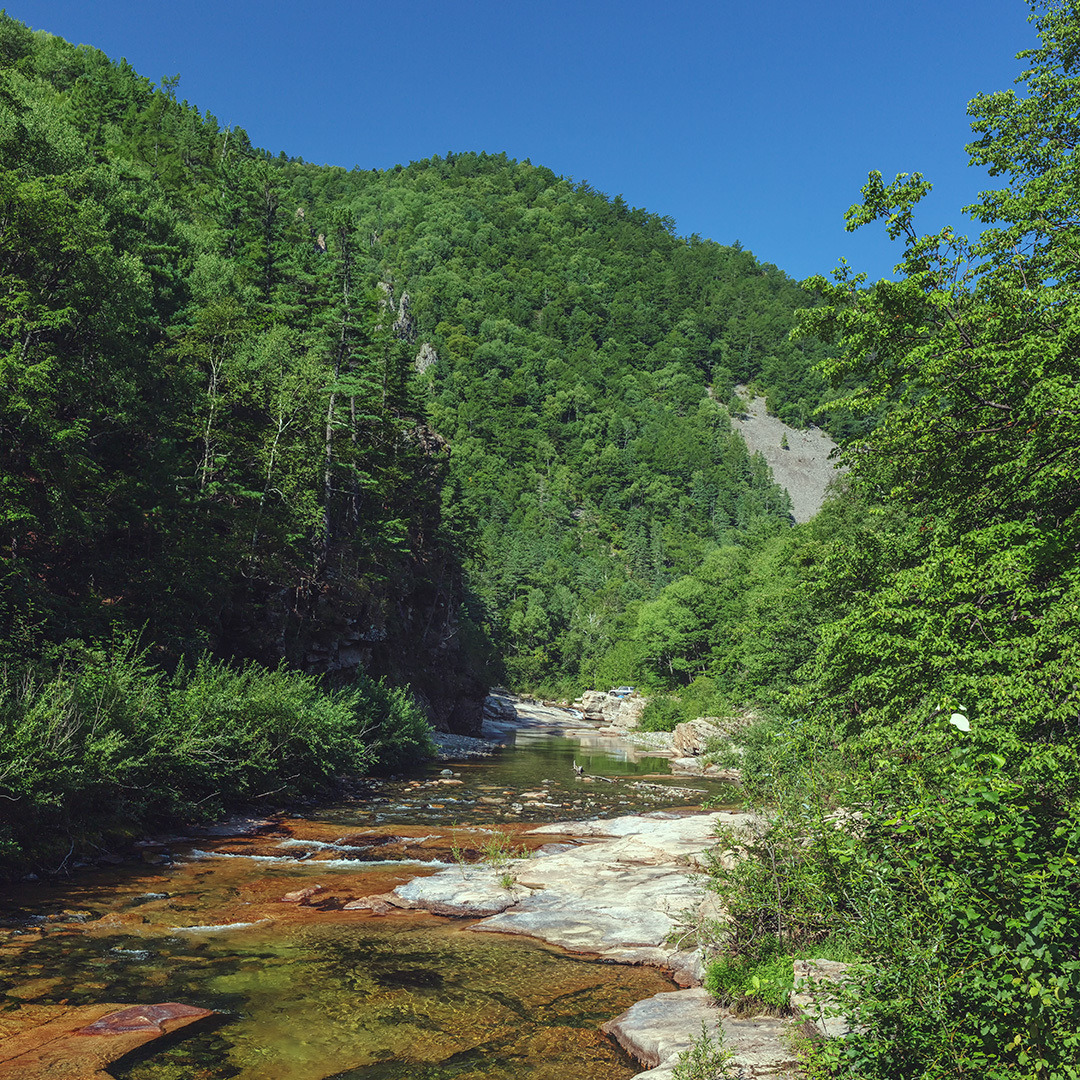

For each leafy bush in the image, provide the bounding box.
[672,1021,738,1080]
[0,642,434,872]
[638,694,684,731]
[638,678,732,732]
[702,716,1080,1079]
[704,953,795,1015]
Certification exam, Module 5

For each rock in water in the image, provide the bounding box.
[75,1003,210,1036]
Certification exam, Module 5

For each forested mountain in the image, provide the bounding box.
[0,11,841,705]
[292,154,841,686]
[640,5,1079,1075]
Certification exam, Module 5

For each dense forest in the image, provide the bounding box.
[0,11,838,865]
[2,3,1077,1074]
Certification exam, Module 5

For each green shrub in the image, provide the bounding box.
[704,953,795,1015]
[701,718,1080,1079]
[0,641,434,872]
[352,674,435,773]
[638,694,684,731]
[672,1020,738,1080]
[637,678,734,733]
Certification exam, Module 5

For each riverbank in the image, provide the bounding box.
[0,694,793,1079]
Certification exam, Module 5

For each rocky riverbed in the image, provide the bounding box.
[0,694,804,1080]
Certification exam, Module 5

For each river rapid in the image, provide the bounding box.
[0,700,738,1080]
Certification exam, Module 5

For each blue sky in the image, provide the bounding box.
[15,0,1037,282]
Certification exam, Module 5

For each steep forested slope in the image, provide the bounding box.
[0,17,483,725]
[644,5,1080,1075]
[0,12,839,701]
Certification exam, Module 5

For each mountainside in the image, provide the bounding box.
[0,13,840,702]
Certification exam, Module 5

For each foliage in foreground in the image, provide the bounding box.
[0,644,432,872]
[672,1021,739,1080]
[690,4,1080,1077]
[706,727,1080,1079]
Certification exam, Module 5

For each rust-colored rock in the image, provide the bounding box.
[74,1002,208,1036]
[0,1001,214,1080]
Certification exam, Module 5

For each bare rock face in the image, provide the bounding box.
[672,719,725,756]
[574,690,647,729]
[414,342,438,373]
[393,291,415,341]
[729,388,842,524]
[483,692,518,724]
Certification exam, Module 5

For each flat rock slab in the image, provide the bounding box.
[0,1001,214,1080]
[472,889,677,953]
[392,865,532,917]
[603,988,797,1079]
[472,813,754,962]
[387,813,756,963]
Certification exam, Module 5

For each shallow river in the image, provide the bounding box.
[0,706,736,1079]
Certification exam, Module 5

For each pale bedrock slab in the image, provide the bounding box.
[391,864,533,917]
[467,813,755,967]
[471,889,678,952]
[603,988,797,1080]
[528,811,755,859]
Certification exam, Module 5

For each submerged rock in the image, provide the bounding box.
[0,1001,214,1080]
[279,885,325,904]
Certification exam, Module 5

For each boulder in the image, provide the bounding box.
[391,864,532,917]
[343,893,405,915]
[576,690,612,719]
[574,690,647,729]
[672,719,725,756]
[279,885,324,904]
[483,693,518,723]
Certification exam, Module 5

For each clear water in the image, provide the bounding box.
[0,712,732,1079]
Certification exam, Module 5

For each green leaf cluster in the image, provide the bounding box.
[676,5,1080,1076]
[0,641,431,872]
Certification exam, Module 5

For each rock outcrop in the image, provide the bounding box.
[729,388,841,524]
[574,690,647,729]
[603,988,797,1079]
[672,718,726,756]
[383,812,755,985]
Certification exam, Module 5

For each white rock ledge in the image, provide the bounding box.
[603,987,798,1079]
[388,810,799,1077]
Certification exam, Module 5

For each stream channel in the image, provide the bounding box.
[0,701,738,1080]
